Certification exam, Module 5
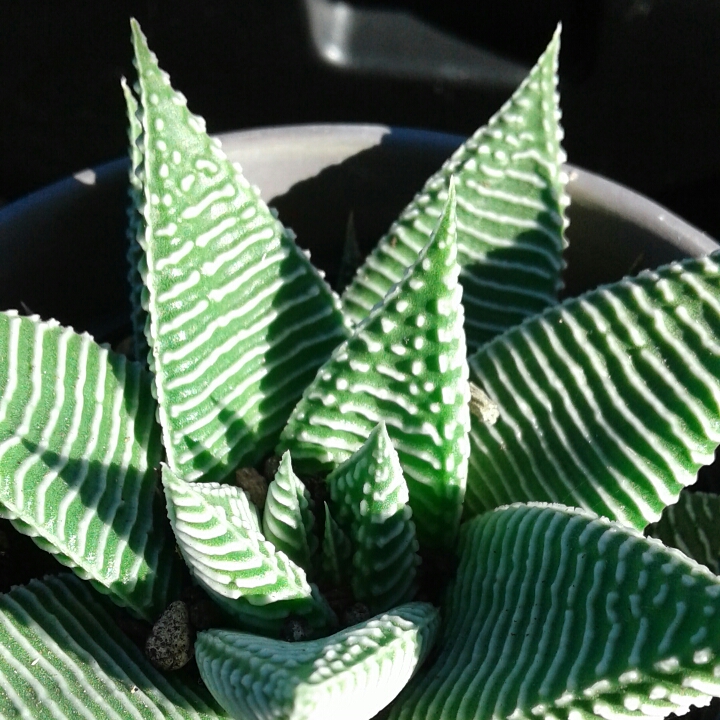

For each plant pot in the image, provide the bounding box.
[0,124,716,342]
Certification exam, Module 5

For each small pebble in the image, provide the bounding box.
[343,602,370,627]
[262,455,282,483]
[281,616,310,642]
[145,600,193,671]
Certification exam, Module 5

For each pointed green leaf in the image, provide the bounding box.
[321,501,353,587]
[328,422,420,613]
[121,76,150,366]
[392,503,720,720]
[162,465,332,636]
[0,574,226,719]
[262,451,318,572]
[0,312,179,619]
[342,26,567,353]
[196,601,439,720]
[646,491,720,574]
[280,186,471,549]
[130,20,349,483]
[467,254,720,530]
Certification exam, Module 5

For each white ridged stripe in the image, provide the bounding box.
[179,182,236,220]
[158,269,201,302]
[158,299,208,335]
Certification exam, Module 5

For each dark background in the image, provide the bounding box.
[2,0,720,238]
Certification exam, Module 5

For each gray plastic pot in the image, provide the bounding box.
[0,124,716,341]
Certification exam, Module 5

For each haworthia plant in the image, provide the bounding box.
[466,254,720,530]
[341,25,568,353]
[128,20,348,484]
[391,503,720,720]
[0,312,179,619]
[2,17,720,720]
[326,422,420,614]
[280,183,471,550]
[0,574,226,719]
[646,490,720,574]
[196,602,440,720]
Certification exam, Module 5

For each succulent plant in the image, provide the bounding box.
[0,17,719,720]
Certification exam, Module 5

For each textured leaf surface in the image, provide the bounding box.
[467,254,720,530]
[342,26,567,353]
[392,503,720,720]
[122,76,150,365]
[163,465,332,636]
[131,21,348,483]
[0,312,178,619]
[196,601,439,720]
[321,501,353,587]
[280,188,470,549]
[646,491,720,574]
[327,422,420,613]
[262,451,317,572]
[0,575,226,719]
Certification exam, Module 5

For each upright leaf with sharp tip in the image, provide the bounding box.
[279,184,471,549]
[327,422,420,613]
[467,254,720,530]
[342,26,568,353]
[392,503,720,720]
[130,20,349,483]
[0,312,179,619]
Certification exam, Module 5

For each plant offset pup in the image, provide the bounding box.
[0,19,720,720]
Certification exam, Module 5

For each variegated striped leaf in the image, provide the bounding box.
[0,311,179,619]
[262,451,318,572]
[327,422,420,614]
[196,601,439,720]
[162,465,333,637]
[467,253,720,531]
[121,76,150,366]
[131,20,349,483]
[646,491,720,574]
[341,26,567,353]
[279,185,470,550]
[321,501,353,588]
[391,503,720,720]
[0,574,226,719]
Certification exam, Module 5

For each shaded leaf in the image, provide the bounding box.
[196,601,439,720]
[392,503,720,720]
[342,26,567,353]
[646,491,720,574]
[0,574,226,719]
[467,254,720,530]
[280,186,470,549]
[321,501,353,588]
[0,312,178,619]
[131,20,349,483]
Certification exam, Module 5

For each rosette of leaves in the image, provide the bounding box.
[1,17,720,720]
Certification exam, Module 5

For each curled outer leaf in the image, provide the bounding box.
[280,185,471,550]
[130,20,349,483]
[0,311,179,619]
[262,451,318,573]
[646,491,720,574]
[0,574,225,719]
[392,503,720,720]
[467,253,720,531]
[321,501,353,588]
[327,422,420,614]
[342,25,568,353]
[162,465,333,637]
[196,601,440,720]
